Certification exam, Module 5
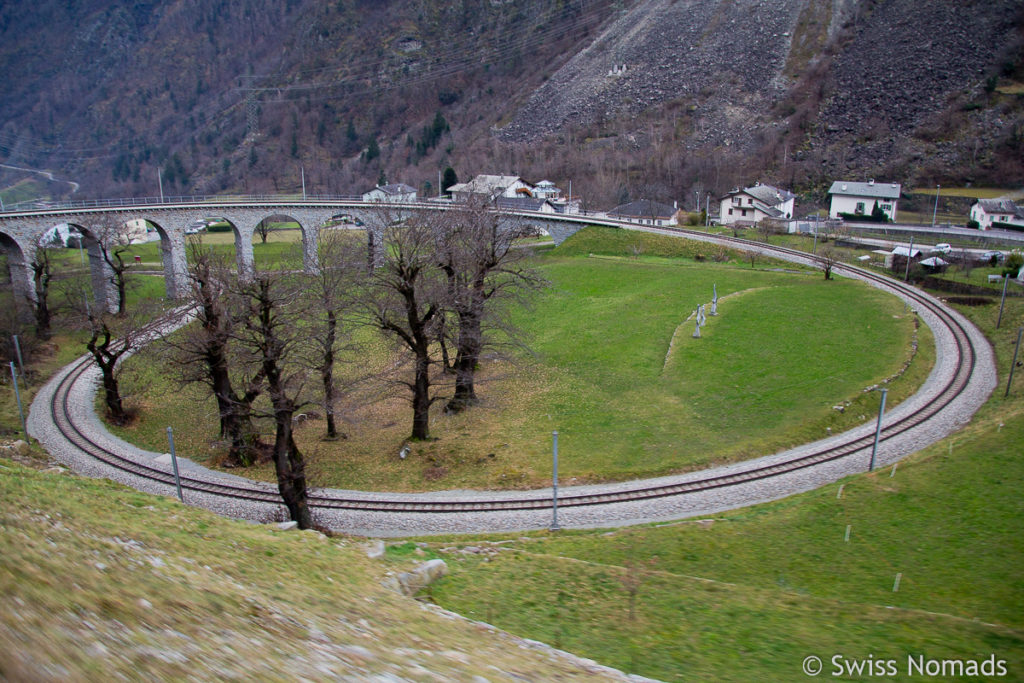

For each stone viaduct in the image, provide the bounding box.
[0,198,613,315]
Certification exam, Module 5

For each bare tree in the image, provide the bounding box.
[311,230,364,439]
[360,210,447,440]
[165,246,265,466]
[254,217,279,245]
[232,269,313,528]
[29,248,54,340]
[819,247,839,280]
[432,199,542,413]
[94,220,135,316]
[71,291,160,425]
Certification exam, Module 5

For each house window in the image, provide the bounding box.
[881,204,892,211]
[748,198,753,205]
[728,208,733,215]
[741,209,748,217]
[732,197,742,206]
[855,202,866,214]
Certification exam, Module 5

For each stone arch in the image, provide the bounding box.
[206,216,254,280]
[257,212,320,274]
[143,218,188,299]
[0,230,36,320]
[65,222,118,314]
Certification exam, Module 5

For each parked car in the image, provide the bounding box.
[981,250,1005,262]
[932,243,952,255]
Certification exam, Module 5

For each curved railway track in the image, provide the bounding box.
[30,227,996,534]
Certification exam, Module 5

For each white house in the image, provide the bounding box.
[828,180,901,221]
[448,175,534,203]
[362,183,418,203]
[970,198,1024,230]
[718,183,796,227]
[531,180,561,200]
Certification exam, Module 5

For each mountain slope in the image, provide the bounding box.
[0,0,1021,209]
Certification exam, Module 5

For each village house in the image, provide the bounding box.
[447,175,534,202]
[362,183,418,203]
[828,180,901,221]
[717,183,796,227]
[970,198,1024,230]
[607,200,678,226]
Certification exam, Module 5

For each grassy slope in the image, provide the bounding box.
[0,462,631,681]
[426,297,1024,681]
[108,227,928,492]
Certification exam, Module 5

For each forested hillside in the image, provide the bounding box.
[0,0,1021,209]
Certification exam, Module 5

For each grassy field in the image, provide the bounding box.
[425,296,1024,681]
[908,186,1023,200]
[43,226,308,273]
[109,227,929,492]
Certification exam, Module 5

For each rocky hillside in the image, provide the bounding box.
[498,0,826,148]
[0,0,1021,209]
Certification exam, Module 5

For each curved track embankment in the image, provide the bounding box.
[28,227,997,536]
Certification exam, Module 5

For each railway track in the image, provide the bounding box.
[32,229,995,533]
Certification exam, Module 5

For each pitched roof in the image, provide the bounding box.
[975,198,1020,215]
[369,183,417,195]
[828,180,901,200]
[495,197,552,212]
[448,175,527,196]
[608,199,677,218]
[744,183,796,205]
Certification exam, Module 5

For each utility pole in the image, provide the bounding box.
[904,236,914,282]
[158,168,164,203]
[931,184,940,227]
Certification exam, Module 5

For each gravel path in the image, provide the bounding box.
[28,232,998,537]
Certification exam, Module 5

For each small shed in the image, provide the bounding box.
[887,246,923,272]
[919,256,949,273]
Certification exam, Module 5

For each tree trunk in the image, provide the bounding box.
[411,348,431,440]
[32,258,52,341]
[87,327,128,424]
[271,414,312,529]
[205,323,261,465]
[322,309,338,439]
[100,364,126,423]
[445,306,482,414]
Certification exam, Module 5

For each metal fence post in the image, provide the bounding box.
[1006,327,1023,399]
[12,335,25,386]
[10,362,27,441]
[997,275,1009,329]
[870,388,887,471]
[166,427,184,502]
[551,431,560,531]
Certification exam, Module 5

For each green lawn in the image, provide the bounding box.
[909,186,1023,200]
[426,297,1024,682]
[43,227,308,273]
[109,227,928,493]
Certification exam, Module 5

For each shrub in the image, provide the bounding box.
[1003,252,1023,278]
